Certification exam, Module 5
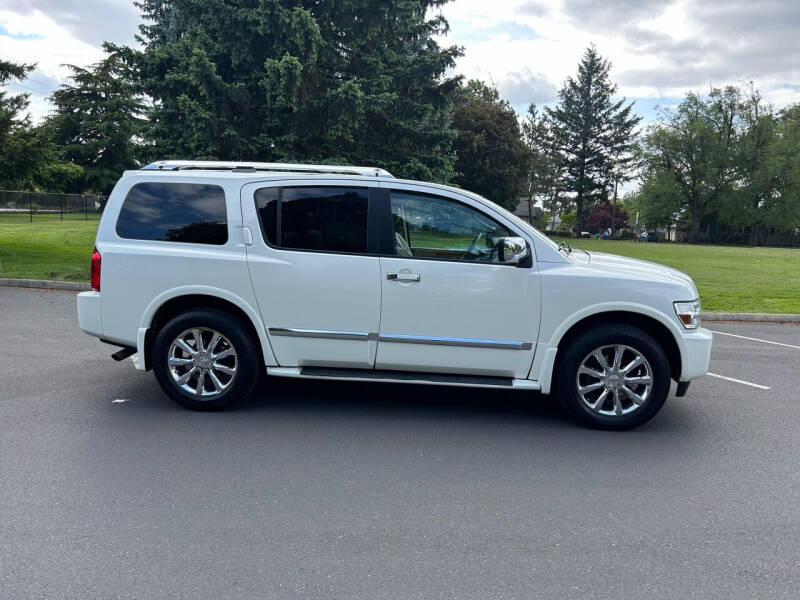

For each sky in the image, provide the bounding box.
[1,0,800,125]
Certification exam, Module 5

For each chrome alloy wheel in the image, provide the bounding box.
[576,344,653,417]
[167,327,238,398]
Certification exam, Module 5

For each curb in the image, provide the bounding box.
[1,278,799,323]
[0,278,90,291]
[701,312,800,323]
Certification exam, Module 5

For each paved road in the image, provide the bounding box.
[1,287,799,599]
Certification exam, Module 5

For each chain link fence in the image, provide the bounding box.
[0,190,106,222]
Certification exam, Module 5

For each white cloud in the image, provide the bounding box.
[500,67,557,106]
[439,0,800,111]
[0,0,138,46]
[1,0,799,125]
[0,9,108,120]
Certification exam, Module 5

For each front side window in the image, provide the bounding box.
[116,182,228,245]
[255,186,369,254]
[390,191,513,263]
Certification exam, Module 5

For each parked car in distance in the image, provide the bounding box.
[77,161,712,429]
[639,231,659,242]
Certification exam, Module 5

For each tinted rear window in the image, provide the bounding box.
[116,182,228,245]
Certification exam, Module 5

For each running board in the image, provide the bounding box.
[266,366,540,390]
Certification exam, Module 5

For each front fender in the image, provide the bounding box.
[530,302,688,392]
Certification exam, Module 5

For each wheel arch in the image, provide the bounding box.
[138,287,276,371]
[551,308,683,383]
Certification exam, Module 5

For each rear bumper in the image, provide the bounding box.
[77,291,103,338]
[679,327,713,381]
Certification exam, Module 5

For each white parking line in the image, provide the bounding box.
[710,330,800,350]
[707,372,771,390]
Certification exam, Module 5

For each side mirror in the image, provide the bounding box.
[498,237,528,265]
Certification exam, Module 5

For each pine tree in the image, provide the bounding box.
[125,0,462,181]
[49,46,146,194]
[0,58,87,192]
[0,58,37,189]
[547,46,641,231]
[0,58,32,133]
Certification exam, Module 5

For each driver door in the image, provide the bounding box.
[375,185,540,378]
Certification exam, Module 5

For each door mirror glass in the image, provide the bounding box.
[498,237,528,265]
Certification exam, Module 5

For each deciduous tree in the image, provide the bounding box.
[638,87,740,242]
[522,103,566,228]
[724,87,800,243]
[451,80,528,210]
[586,201,628,231]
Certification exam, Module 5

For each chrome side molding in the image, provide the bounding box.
[268,328,532,350]
[269,328,372,341]
[378,333,532,350]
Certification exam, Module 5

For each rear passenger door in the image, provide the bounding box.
[240,180,382,369]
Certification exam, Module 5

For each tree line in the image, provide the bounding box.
[633,86,800,243]
[1,0,798,244]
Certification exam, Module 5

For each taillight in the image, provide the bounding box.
[91,247,101,292]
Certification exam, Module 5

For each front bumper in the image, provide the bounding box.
[77,291,103,338]
[679,327,713,381]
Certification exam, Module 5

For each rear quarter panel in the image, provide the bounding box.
[96,176,268,361]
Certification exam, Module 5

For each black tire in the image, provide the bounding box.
[555,324,671,430]
[152,308,262,411]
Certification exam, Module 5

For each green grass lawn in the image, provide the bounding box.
[567,238,800,314]
[1,218,797,313]
[0,218,99,282]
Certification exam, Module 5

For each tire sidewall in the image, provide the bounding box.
[152,309,260,410]
[557,325,671,430]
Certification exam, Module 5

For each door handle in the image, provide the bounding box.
[387,272,421,282]
[242,226,253,246]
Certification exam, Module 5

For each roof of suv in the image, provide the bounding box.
[139,160,394,178]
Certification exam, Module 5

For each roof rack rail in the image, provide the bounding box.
[140,160,394,178]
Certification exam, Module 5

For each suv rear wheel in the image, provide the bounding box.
[152,309,261,410]
[556,324,671,430]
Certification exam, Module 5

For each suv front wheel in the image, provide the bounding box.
[152,309,261,410]
[556,324,671,430]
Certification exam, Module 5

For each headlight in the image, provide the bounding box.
[674,299,701,329]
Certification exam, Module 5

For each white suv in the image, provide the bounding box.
[77,161,712,429]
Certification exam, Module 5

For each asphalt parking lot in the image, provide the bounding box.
[1,287,799,599]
